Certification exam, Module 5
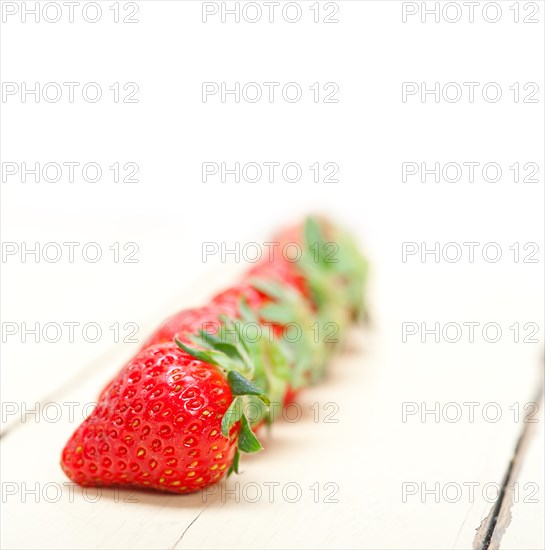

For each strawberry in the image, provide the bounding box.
[266,216,369,321]
[298,216,369,321]
[211,282,290,341]
[212,280,313,406]
[282,385,300,405]
[247,257,309,302]
[211,282,268,317]
[97,307,225,408]
[142,283,278,354]
[248,277,321,393]
[61,216,369,495]
[140,306,220,349]
[141,285,269,352]
[61,341,268,493]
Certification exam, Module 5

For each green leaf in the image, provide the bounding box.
[217,315,254,371]
[238,297,257,323]
[227,371,270,406]
[181,336,240,373]
[237,414,263,454]
[305,216,326,255]
[245,395,268,425]
[197,329,223,347]
[231,319,252,354]
[258,303,294,325]
[265,339,292,380]
[221,397,243,438]
[248,277,283,300]
[227,448,240,476]
[198,330,243,361]
[175,338,219,366]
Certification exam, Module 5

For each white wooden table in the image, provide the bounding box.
[1,1,543,548]
[1,243,543,549]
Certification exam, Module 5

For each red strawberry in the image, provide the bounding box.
[210,282,287,339]
[61,216,368,496]
[61,343,239,493]
[140,257,308,357]
[271,223,303,248]
[283,385,300,405]
[211,282,268,316]
[140,287,269,355]
[141,306,221,349]
[247,258,309,302]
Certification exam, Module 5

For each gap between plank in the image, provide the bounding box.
[474,360,544,550]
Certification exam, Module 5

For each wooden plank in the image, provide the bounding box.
[1,318,542,549]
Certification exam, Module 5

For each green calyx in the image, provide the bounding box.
[250,216,369,386]
[247,217,368,387]
[175,308,292,474]
[249,276,326,387]
[301,216,369,324]
[175,216,368,477]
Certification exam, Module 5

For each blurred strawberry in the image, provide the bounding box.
[247,258,310,302]
[211,282,268,317]
[141,306,221,349]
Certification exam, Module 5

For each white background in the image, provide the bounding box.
[1,1,544,549]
